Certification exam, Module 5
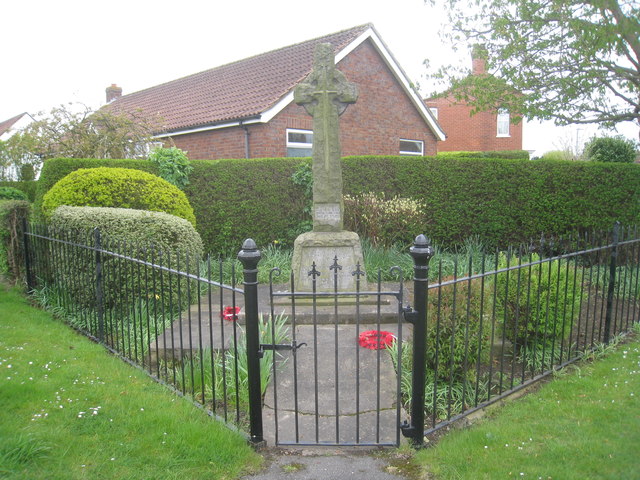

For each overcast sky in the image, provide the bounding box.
[2,0,636,156]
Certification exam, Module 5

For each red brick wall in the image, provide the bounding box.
[425,96,523,152]
[168,39,438,159]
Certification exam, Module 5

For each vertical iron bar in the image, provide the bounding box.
[290,271,300,443]
[330,256,341,444]
[94,228,104,343]
[237,239,264,446]
[405,234,434,447]
[22,219,34,292]
[604,223,620,344]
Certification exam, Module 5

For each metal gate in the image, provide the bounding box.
[263,260,406,446]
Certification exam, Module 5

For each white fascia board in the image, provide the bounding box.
[153,117,263,138]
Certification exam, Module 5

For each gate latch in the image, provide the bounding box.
[402,305,418,324]
[258,342,307,358]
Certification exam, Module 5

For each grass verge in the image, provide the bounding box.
[414,332,640,480]
[0,282,262,480]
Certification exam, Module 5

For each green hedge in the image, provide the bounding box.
[49,206,203,310]
[0,181,37,201]
[34,158,156,218]
[184,158,308,254]
[42,167,196,226]
[0,200,30,280]
[35,156,640,255]
[436,150,530,160]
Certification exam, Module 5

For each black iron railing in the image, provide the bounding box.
[22,221,640,448]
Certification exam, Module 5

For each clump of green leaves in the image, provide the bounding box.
[344,192,427,248]
[148,147,193,189]
[583,136,638,163]
[495,253,583,351]
[0,186,28,201]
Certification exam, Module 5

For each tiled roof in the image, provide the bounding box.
[0,112,28,137]
[107,24,372,133]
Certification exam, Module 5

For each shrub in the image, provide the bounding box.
[148,147,193,189]
[0,187,28,201]
[0,200,30,280]
[494,253,583,352]
[48,206,203,311]
[343,192,427,248]
[0,181,37,202]
[436,150,530,160]
[583,136,637,163]
[425,276,492,383]
[41,167,196,226]
[33,158,157,218]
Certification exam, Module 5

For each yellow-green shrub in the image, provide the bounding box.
[41,167,196,227]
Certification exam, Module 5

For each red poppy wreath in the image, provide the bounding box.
[358,330,395,350]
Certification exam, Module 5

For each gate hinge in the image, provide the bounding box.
[400,420,415,438]
[258,342,307,358]
[402,305,418,324]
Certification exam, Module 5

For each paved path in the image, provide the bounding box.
[240,447,414,480]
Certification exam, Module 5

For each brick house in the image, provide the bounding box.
[106,24,444,159]
[424,51,523,152]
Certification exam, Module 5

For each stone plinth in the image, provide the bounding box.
[291,231,365,293]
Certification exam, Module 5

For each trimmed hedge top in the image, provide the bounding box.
[41,167,196,227]
[50,206,203,256]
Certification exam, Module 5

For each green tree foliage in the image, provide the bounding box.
[41,167,196,226]
[583,135,638,163]
[426,0,640,137]
[148,147,193,189]
[0,187,28,201]
[0,103,158,179]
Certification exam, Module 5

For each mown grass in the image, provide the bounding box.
[414,331,640,480]
[0,282,262,480]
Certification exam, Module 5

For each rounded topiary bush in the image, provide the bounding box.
[0,186,29,201]
[41,167,196,226]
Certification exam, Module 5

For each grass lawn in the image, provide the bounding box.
[0,282,262,480]
[414,332,640,480]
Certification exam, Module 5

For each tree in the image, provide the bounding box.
[0,103,159,179]
[426,0,640,138]
[583,135,638,162]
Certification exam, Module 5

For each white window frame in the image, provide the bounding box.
[429,107,438,120]
[286,128,313,156]
[399,138,424,156]
[497,109,510,137]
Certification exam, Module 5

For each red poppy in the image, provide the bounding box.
[358,330,395,350]
[221,306,240,322]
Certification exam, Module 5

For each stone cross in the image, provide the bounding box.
[294,43,358,232]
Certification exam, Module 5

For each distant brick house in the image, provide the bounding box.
[424,51,523,152]
[106,24,445,159]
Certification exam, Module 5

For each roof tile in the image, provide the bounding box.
[107,24,371,133]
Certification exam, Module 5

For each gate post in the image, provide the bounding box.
[604,222,620,344]
[237,238,265,447]
[404,234,434,447]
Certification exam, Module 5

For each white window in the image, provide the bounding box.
[497,109,510,137]
[286,128,313,157]
[429,107,438,119]
[399,139,424,156]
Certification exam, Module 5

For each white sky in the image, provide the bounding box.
[2,0,637,156]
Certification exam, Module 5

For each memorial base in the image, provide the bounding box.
[291,230,367,294]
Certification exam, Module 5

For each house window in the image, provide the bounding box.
[399,139,424,156]
[497,109,510,137]
[286,128,313,157]
[429,107,438,119]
